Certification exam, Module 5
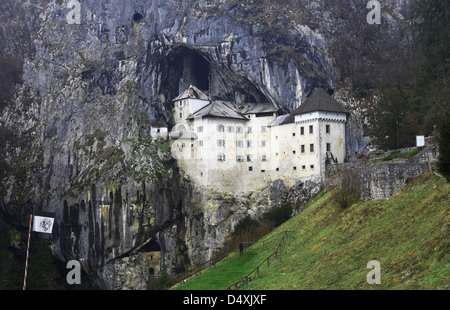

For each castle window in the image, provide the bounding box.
[293,166,297,170]
[310,165,314,169]
[217,124,225,132]
[309,125,313,134]
[149,268,155,276]
[293,150,296,154]
[180,113,183,118]
[262,155,267,161]
[301,145,305,153]
[326,143,331,152]
[292,133,296,136]
[248,127,252,133]
[236,140,244,147]
[262,141,266,147]
[198,140,204,147]
[249,166,253,171]
[310,144,314,152]
[227,125,235,133]
[326,124,330,134]
[302,165,306,170]
[246,155,251,162]
[236,126,244,134]
[261,170,265,173]
[236,155,244,162]
[217,139,225,147]
[276,168,279,171]
[247,141,252,147]
[217,154,226,161]
[300,127,304,135]
[197,126,204,133]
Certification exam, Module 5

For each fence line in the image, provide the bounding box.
[154,230,294,290]
[227,230,295,290]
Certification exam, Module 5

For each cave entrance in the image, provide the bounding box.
[159,46,273,117]
[170,47,211,94]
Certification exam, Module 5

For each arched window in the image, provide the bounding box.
[149,268,155,276]
[217,124,225,132]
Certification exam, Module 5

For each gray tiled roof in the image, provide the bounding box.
[187,100,249,121]
[292,88,348,115]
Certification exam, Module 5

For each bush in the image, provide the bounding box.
[332,170,360,209]
[263,203,292,228]
[438,114,450,182]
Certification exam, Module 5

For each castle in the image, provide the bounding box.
[169,85,348,193]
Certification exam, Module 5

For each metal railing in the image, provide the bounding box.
[227,230,294,290]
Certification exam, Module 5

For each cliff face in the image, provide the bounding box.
[0,0,413,289]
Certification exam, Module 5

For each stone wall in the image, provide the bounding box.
[326,145,438,201]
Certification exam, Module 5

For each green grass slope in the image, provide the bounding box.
[175,173,449,290]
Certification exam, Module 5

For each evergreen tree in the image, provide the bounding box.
[437,114,450,182]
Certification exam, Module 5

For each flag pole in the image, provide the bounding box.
[23,213,33,290]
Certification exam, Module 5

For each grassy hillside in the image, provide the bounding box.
[175,172,449,290]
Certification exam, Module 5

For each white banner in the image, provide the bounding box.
[32,215,55,234]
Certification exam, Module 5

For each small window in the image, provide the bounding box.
[236,155,244,162]
[236,140,244,147]
[217,124,225,132]
[326,143,331,152]
[217,154,226,161]
[262,141,266,147]
[217,139,225,147]
[309,125,313,134]
[292,133,296,136]
[276,168,279,171]
[246,155,251,162]
[300,126,304,135]
[302,165,306,170]
[310,144,314,152]
[227,125,234,133]
[179,102,183,107]
[261,170,265,173]
[197,126,204,133]
[180,113,183,118]
[293,166,297,170]
[326,124,330,134]
[262,155,267,161]
[293,150,296,154]
[198,140,204,147]
[249,166,253,171]
[247,141,252,147]
[236,126,244,134]
[310,165,314,169]
[248,127,252,133]
[301,145,305,153]
[261,126,266,132]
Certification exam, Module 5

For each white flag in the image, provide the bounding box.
[32,215,55,234]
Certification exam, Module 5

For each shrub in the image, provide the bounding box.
[437,114,450,182]
[263,203,292,228]
[332,169,360,209]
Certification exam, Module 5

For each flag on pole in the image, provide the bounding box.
[32,214,55,234]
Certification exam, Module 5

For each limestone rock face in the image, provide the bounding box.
[0,0,413,289]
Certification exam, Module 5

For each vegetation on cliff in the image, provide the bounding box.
[176,172,449,290]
